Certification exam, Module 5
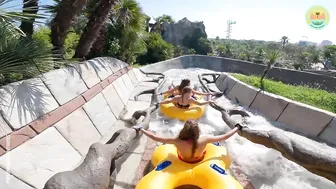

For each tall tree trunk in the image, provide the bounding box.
[50,0,88,57]
[260,64,271,82]
[74,0,118,59]
[90,23,108,57]
[20,0,38,37]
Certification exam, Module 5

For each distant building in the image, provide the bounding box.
[320,40,333,46]
[298,40,317,46]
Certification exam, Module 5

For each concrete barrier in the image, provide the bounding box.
[214,73,336,145]
[141,55,336,92]
[319,117,336,145]
[217,74,238,95]
[141,56,336,145]
[250,91,289,121]
[277,102,334,137]
[227,80,258,107]
[0,57,150,189]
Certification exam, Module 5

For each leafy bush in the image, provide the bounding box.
[186,48,196,55]
[32,27,52,48]
[196,37,212,55]
[0,25,54,85]
[64,32,80,59]
[216,44,226,57]
[332,58,336,67]
[33,27,80,59]
[182,28,207,54]
[174,45,184,57]
[137,33,174,64]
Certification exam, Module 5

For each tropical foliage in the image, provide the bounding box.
[210,37,336,71]
[0,0,335,87]
[0,0,55,85]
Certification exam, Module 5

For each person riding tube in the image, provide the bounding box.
[157,78,215,99]
[159,86,214,109]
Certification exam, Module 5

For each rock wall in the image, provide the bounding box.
[162,17,207,47]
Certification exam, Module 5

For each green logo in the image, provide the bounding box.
[306,5,330,30]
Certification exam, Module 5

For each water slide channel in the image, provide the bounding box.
[147,68,335,189]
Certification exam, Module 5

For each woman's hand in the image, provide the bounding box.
[133,125,143,131]
[235,124,246,131]
[209,99,215,104]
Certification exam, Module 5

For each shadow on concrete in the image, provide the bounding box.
[64,65,81,78]
[0,79,48,128]
[72,58,116,80]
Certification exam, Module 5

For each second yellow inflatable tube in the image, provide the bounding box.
[160,94,205,120]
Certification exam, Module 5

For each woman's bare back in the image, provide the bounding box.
[175,139,207,162]
[173,95,192,106]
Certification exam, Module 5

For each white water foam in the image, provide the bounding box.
[148,68,335,189]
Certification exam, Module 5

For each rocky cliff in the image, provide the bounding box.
[162,17,207,47]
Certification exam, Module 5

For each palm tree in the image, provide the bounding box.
[74,0,118,58]
[255,46,264,59]
[89,0,147,61]
[20,0,39,37]
[48,0,88,57]
[1,0,40,35]
[280,36,289,50]
[0,0,55,84]
[118,27,147,63]
[242,46,252,61]
[144,14,150,32]
[150,14,174,35]
[260,48,281,88]
[107,0,148,63]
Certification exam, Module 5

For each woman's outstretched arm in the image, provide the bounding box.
[192,89,213,96]
[159,97,176,105]
[201,125,242,144]
[133,126,176,144]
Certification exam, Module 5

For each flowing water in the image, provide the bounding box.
[147,68,335,189]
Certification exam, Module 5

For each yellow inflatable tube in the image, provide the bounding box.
[136,143,243,189]
[160,94,205,120]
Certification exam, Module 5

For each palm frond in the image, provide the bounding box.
[42,0,61,14]
[0,24,58,77]
[263,48,282,65]
[0,0,46,35]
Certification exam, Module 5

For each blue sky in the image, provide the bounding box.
[138,0,335,44]
[4,0,335,44]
